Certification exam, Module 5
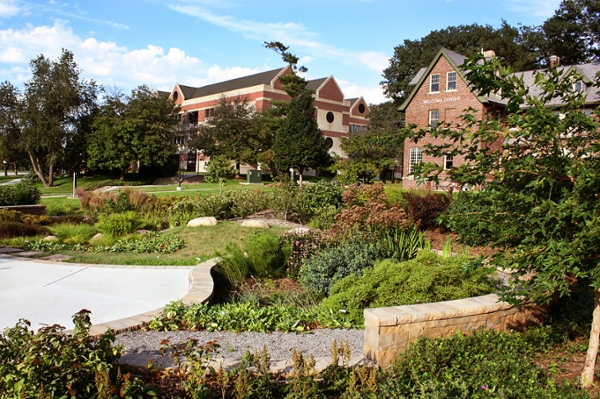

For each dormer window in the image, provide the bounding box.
[430,74,440,93]
[574,81,584,92]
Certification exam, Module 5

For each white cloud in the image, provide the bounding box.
[0,20,265,92]
[503,0,561,19]
[167,2,390,74]
[337,79,387,105]
[0,0,26,18]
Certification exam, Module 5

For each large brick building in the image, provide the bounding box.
[399,47,600,189]
[167,66,370,173]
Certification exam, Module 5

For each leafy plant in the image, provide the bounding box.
[96,211,144,236]
[0,221,50,239]
[299,242,381,296]
[402,191,451,231]
[321,251,497,325]
[50,222,97,245]
[0,181,40,206]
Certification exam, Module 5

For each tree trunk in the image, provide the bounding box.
[581,287,600,387]
[28,153,51,187]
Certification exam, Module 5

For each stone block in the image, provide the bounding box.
[187,217,218,227]
[241,220,270,228]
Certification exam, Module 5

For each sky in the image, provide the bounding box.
[0,0,563,104]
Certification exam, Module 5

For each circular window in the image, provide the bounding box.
[358,103,366,113]
[173,91,179,101]
[324,137,333,149]
[326,111,334,123]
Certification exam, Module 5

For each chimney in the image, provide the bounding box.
[549,55,560,68]
[481,49,496,61]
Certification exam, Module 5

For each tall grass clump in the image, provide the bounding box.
[216,233,291,283]
[96,211,144,236]
[50,223,97,245]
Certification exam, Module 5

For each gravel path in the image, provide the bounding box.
[115,329,365,359]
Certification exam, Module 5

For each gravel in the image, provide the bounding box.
[115,329,365,359]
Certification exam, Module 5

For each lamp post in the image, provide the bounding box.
[3,160,6,182]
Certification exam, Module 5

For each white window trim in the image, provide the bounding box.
[409,147,422,175]
[446,71,457,92]
[429,74,440,93]
[443,155,454,170]
[429,109,439,127]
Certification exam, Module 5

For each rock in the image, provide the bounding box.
[136,230,151,236]
[187,217,218,227]
[241,220,270,228]
[288,227,311,235]
[89,233,105,244]
[42,235,59,242]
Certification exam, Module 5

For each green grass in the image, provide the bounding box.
[58,222,289,266]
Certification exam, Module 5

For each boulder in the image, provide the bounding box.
[288,227,311,235]
[42,235,59,242]
[89,233,105,244]
[241,220,270,228]
[187,217,218,227]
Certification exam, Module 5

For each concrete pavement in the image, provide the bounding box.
[0,255,200,332]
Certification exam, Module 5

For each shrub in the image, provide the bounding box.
[0,209,22,223]
[21,214,53,225]
[321,251,497,325]
[216,233,290,283]
[0,221,50,239]
[0,181,40,206]
[296,181,343,223]
[378,328,588,398]
[0,311,146,398]
[96,211,144,236]
[88,232,184,253]
[228,189,267,218]
[403,191,451,230]
[299,242,381,296]
[279,231,331,278]
[50,223,98,245]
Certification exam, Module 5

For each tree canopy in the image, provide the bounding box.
[191,96,267,171]
[406,53,600,386]
[87,85,178,178]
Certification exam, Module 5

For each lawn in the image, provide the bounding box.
[59,222,289,266]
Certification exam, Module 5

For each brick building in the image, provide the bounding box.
[399,47,600,189]
[167,66,370,173]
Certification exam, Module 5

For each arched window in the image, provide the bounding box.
[409,147,422,174]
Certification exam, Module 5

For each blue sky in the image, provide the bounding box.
[0,0,562,104]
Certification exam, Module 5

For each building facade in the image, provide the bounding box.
[168,66,370,174]
[399,47,600,189]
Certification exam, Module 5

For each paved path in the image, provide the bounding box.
[0,255,206,333]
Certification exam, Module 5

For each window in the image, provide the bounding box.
[444,155,454,170]
[574,81,584,92]
[326,111,335,123]
[204,108,214,118]
[430,74,440,92]
[429,110,439,127]
[409,147,422,174]
[447,72,457,91]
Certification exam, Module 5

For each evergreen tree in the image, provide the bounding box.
[273,90,329,184]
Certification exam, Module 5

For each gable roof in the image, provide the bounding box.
[178,67,286,100]
[399,47,486,111]
[306,77,327,92]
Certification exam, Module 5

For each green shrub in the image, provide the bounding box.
[88,232,184,253]
[378,328,588,398]
[296,181,343,223]
[307,205,339,230]
[50,223,97,245]
[228,189,267,218]
[279,231,331,278]
[0,221,50,239]
[0,311,147,398]
[96,211,144,236]
[0,181,40,206]
[321,251,497,325]
[374,226,427,261]
[0,209,22,223]
[216,233,290,283]
[299,242,381,296]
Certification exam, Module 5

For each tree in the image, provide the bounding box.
[406,54,600,386]
[17,49,99,187]
[541,0,600,64]
[88,85,178,179]
[382,22,543,103]
[0,82,28,174]
[272,90,330,184]
[205,155,236,195]
[192,96,267,172]
[264,41,308,98]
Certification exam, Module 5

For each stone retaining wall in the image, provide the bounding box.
[363,294,546,368]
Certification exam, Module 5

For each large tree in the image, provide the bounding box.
[87,85,178,179]
[18,49,99,187]
[406,54,600,386]
[0,82,28,174]
[192,96,267,171]
[541,0,600,64]
[382,22,543,103]
[335,102,404,183]
[272,90,330,184]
